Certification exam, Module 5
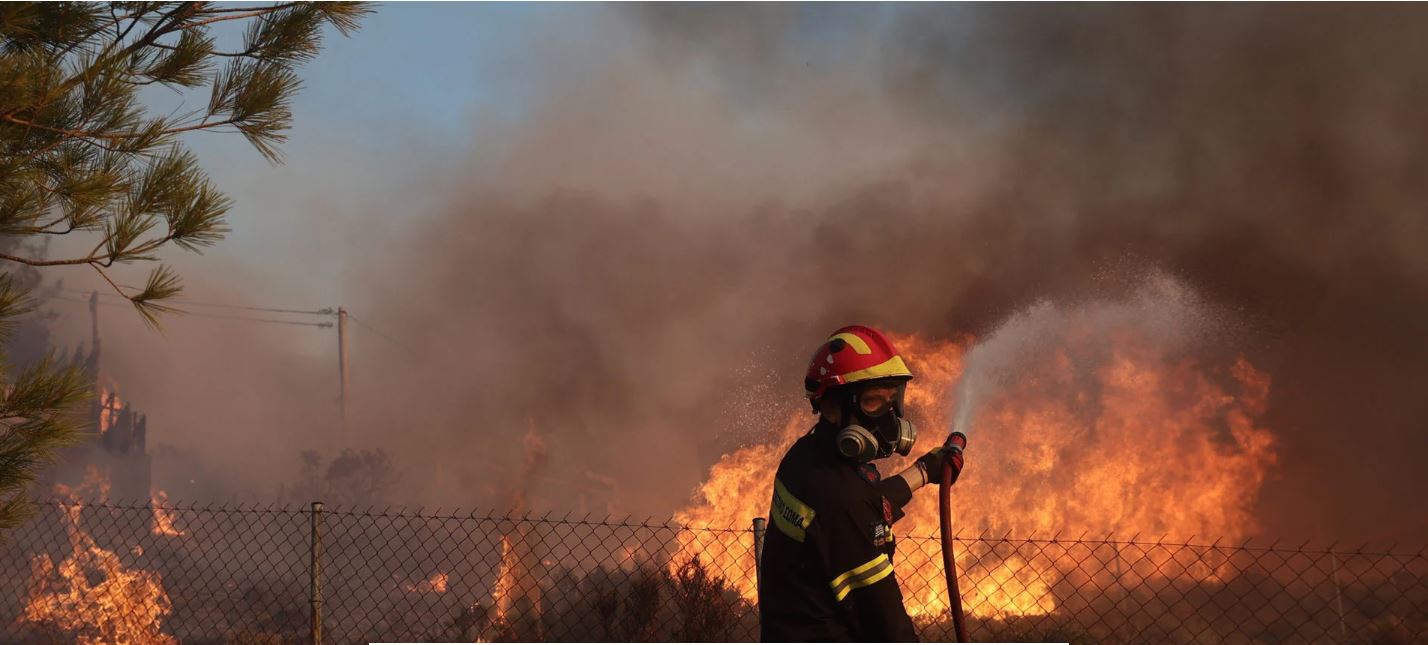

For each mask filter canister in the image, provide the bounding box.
[837,424,879,462]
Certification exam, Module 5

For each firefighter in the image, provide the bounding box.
[759,325,964,642]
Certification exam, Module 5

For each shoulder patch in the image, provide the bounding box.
[871,521,888,547]
[770,477,816,542]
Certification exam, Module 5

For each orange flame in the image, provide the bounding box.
[404,571,450,594]
[98,384,124,434]
[491,534,517,625]
[57,465,111,503]
[675,330,1277,620]
[150,490,184,537]
[960,557,1055,620]
[477,420,549,640]
[485,527,545,641]
[24,474,176,644]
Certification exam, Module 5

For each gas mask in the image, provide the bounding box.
[834,381,917,462]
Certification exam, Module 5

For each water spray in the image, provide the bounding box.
[934,275,1217,640]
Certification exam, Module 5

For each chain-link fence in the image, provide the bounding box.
[1,499,1424,644]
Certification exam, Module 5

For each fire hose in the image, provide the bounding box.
[939,432,969,642]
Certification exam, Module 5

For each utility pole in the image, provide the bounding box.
[89,290,100,354]
[337,306,348,425]
[90,291,102,427]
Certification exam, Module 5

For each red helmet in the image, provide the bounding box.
[804,325,914,410]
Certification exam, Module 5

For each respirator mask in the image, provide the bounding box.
[835,380,917,462]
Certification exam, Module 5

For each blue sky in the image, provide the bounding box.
[109,4,589,312]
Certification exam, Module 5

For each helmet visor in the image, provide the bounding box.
[855,380,905,418]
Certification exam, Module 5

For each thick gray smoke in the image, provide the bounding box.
[868,5,1428,542]
[39,5,1427,542]
[343,5,1428,540]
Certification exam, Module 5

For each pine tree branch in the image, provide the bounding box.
[120,3,201,59]
[200,3,302,14]
[0,230,178,268]
[160,116,240,135]
[4,113,240,141]
[109,5,125,41]
[35,223,78,236]
[183,7,292,30]
[23,175,64,197]
[149,41,261,60]
[3,115,131,141]
[121,230,181,259]
[110,6,153,49]
[0,253,97,267]
[53,6,149,60]
[9,209,76,235]
[86,229,115,262]
[124,76,173,87]
[40,136,126,156]
[3,3,194,120]
[16,130,76,166]
[89,263,129,299]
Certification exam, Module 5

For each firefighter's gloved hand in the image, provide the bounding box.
[896,445,964,492]
[915,445,964,486]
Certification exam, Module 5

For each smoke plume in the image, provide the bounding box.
[40,5,1427,542]
[353,5,1428,540]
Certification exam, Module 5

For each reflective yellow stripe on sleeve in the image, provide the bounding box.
[829,553,894,602]
[770,478,816,542]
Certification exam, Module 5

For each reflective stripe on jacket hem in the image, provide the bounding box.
[829,553,894,601]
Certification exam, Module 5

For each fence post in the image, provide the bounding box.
[1114,541,1126,638]
[310,501,324,645]
[1330,550,1347,642]
[752,517,767,593]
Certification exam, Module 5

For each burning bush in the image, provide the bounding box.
[22,502,176,645]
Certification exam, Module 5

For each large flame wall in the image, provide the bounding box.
[675,329,1277,619]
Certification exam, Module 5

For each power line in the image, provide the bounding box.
[173,299,334,317]
[345,314,417,357]
[47,295,333,328]
[49,290,413,347]
[57,287,335,317]
[172,309,334,328]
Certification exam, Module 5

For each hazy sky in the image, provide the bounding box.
[54,3,917,354]
[61,4,902,317]
[53,4,605,349]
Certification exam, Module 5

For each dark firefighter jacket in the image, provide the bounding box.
[758,420,918,642]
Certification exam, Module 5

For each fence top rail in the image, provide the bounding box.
[31,498,1428,559]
